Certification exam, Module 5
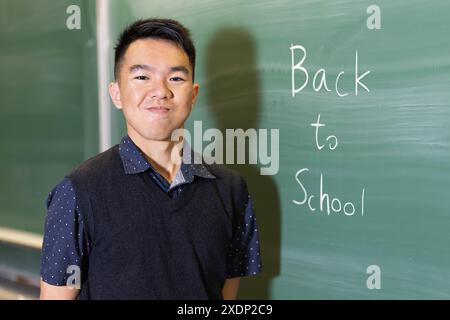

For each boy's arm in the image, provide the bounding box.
[40,279,80,300]
[222,277,240,300]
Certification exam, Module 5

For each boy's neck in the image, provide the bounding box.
[127,130,183,184]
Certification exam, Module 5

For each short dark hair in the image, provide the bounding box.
[113,18,196,80]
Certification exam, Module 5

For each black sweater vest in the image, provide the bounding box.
[67,145,248,299]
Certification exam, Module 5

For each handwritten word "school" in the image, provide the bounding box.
[293,168,365,216]
[290,45,371,97]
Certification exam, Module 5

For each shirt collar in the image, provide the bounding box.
[118,135,215,181]
[180,139,216,182]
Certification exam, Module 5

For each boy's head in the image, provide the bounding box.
[109,18,199,143]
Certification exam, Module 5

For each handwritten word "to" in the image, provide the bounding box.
[290,45,371,97]
[293,168,365,216]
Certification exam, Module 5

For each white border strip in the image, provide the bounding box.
[0,227,42,250]
[96,0,112,152]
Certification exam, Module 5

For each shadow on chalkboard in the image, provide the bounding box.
[205,27,281,299]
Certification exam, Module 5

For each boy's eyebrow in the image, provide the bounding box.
[129,64,152,73]
[129,64,190,76]
[170,66,190,76]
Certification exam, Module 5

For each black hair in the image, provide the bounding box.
[113,18,196,80]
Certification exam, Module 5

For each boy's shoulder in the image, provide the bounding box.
[67,144,120,180]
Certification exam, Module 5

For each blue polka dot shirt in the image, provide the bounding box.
[40,136,262,286]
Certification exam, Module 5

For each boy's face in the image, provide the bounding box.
[109,38,199,141]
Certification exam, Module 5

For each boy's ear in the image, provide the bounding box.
[190,83,199,110]
[108,82,123,109]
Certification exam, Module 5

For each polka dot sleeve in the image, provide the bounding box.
[226,196,263,278]
[40,178,87,286]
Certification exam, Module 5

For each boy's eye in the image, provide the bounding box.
[134,75,149,80]
[170,77,185,82]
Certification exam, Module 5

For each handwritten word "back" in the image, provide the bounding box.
[290,45,371,97]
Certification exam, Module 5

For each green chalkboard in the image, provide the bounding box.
[0,0,98,235]
[0,0,97,278]
[109,0,450,299]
